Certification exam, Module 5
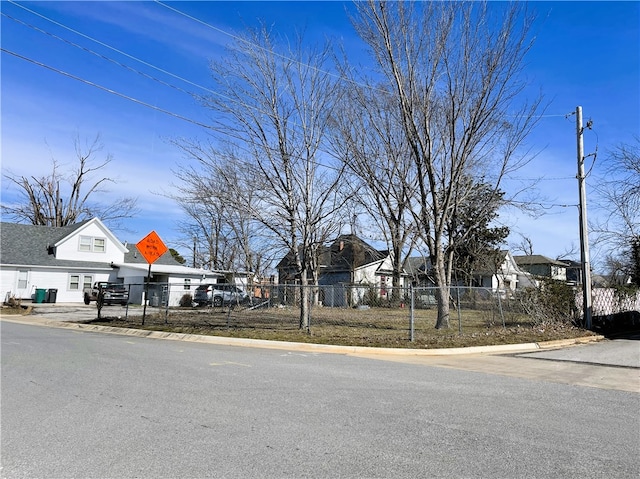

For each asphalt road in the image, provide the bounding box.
[1,320,639,479]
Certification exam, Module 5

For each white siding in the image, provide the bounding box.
[55,220,126,263]
[1,266,116,303]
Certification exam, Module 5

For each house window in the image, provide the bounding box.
[79,236,92,252]
[184,279,191,290]
[94,238,105,253]
[79,236,106,253]
[69,274,92,291]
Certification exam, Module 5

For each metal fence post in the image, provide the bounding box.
[410,285,415,342]
[125,284,130,320]
[497,289,505,328]
[456,286,462,334]
[164,283,169,324]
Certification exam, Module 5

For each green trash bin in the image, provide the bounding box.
[35,288,46,303]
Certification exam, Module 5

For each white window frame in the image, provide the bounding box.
[69,274,93,291]
[79,236,92,252]
[69,275,80,291]
[79,235,106,253]
[93,238,106,253]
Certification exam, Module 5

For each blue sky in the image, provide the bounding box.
[2,1,639,270]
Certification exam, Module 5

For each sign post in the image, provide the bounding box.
[136,231,168,325]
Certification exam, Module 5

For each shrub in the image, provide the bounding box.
[179,294,193,308]
[514,280,578,325]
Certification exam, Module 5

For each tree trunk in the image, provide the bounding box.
[299,271,310,331]
[434,251,451,329]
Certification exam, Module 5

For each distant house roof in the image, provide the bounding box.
[277,234,388,273]
[123,242,186,266]
[513,255,569,267]
[322,234,388,272]
[0,221,112,270]
[404,256,432,276]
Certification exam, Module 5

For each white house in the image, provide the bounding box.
[276,234,407,306]
[406,250,536,294]
[513,255,569,282]
[0,219,223,306]
[473,250,536,292]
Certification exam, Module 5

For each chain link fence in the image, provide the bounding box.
[99,282,544,340]
[588,287,640,332]
[88,281,640,341]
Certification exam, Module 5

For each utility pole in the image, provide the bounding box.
[193,237,197,268]
[576,106,592,329]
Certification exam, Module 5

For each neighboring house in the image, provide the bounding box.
[513,255,569,282]
[406,251,535,292]
[562,259,583,286]
[404,256,435,287]
[318,235,397,288]
[472,251,536,292]
[277,234,394,285]
[277,234,404,306]
[0,219,223,306]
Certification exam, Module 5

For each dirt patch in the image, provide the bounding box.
[1,304,33,316]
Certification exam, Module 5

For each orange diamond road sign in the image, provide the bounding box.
[136,230,168,264]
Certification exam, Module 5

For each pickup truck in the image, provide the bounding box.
[83,282,129,306]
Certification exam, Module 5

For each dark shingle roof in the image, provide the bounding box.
[277,234,388,272]
[123,243,184,266]
[324,234,387,271]
[1,221,184,269]
[513,255,568,267]
[0,221,109,268]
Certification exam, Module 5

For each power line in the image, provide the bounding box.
[1,43,345,175]
[6,0,214,95]
[7,0,576,128]
[1,11,198,99]
[152,0,381,94]
[3,1,579,182]
[1,48,215,131]
[2,5,345,173]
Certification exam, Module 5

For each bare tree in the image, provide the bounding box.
[591,137,640,283]
[351,1,543,328]
[2,134,138,229]
[180,25,345,330]
[169,143,272,276]
[330,83,417,299]
[511,234,535,256]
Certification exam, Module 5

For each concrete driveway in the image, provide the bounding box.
[25,302,144,322]
[519,337,640,368]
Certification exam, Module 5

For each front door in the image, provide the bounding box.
[15,270,30,300]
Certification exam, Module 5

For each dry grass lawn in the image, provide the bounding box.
[89,304,596,349]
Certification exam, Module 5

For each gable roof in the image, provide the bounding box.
[323,234,388,271]
[0,220,115,269]
[277,234,389,272]
[1,220,224,283]
[513,255,569,267]
[404,256,431,276]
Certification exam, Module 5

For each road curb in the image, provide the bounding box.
[1,314,605,356]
